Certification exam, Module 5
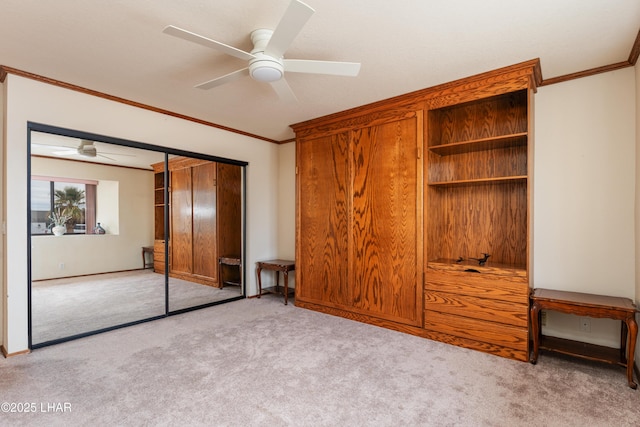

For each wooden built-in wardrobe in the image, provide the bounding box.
[292,59,541,361]
[152,157,241,288]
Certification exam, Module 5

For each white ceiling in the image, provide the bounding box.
[1,0,639,142]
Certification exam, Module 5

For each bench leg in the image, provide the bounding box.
[625,316,638,389]
[530,301,541,364]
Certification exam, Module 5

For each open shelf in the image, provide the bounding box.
[429,132,527,156]
[539,336,625,367]
[428,258,527,276]
[428,175,527,187]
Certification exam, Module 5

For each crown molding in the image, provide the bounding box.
[0,65,280,144]
[540,27,640,86]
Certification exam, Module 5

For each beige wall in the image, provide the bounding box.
[534,68,636,347]
[2,74,285,354]
[277,142,296,259]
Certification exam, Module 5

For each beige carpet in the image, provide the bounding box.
[31,269,242,344]
[2,296,639,426]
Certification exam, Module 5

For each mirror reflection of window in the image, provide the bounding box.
[29,127,246,348]
[31,177,96,235]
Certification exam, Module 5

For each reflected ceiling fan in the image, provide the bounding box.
[163,0,361,101]
[34,140,134,162]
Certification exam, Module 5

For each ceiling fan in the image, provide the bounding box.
[34,140,134,162]
[163,0,361,101]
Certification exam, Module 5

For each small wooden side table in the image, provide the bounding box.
[218,255,242,289]
[530,288,638,389]
[256,259,295,305]
[142,246,154,269]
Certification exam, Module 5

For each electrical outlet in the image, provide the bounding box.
[541,311,547,326]
[579,317,591,332]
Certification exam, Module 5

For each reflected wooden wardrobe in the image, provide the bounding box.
[152,157,241,287]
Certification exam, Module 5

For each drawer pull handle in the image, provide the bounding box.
[464,268,480,273]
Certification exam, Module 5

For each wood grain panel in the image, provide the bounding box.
[216,163,242,258]
[192,162,217,280]
[424,291,528,327]
[293,106,420,140]
[170,167,193,275]
[428,145,527,183]
[428,91,527,146]
[297,132,351,306]
[351,116,421,324]
[424,310,528,350]
[423,329,529,362]
[427,182,527,266]
[153,240,165,263]
[425,270,528,304]
[291,59,540,138]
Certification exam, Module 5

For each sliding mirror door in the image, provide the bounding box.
[166,154,244,313]
[29,126,245,347]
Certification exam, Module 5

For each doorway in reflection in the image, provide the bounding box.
[29,125,246,347]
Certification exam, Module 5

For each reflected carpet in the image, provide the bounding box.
[31,269,241,343]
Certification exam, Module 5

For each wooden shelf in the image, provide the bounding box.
[428,258,527,276]
[539,336,625,367]
[429,132,527,156]
[260,286,295,296]
[428,175,527,187]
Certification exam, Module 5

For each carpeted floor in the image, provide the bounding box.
[2,296,639,426]
[31,269,242,344]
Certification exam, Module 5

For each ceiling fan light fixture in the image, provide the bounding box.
[249,56,284,82]
[163,1,360,98]
[78,140,97,157]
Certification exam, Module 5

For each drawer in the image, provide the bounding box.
[425,270,529,304]
[424,310,528,350]
[154,240,165,262]
[425,291,528,327]
[154,250,165,263]
[153,261,165,274]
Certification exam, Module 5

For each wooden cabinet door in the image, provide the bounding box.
[351,116,422,326]
[216,163,242,258]
[297,132,351,306]
[192,162,218,280]
[170,167,193,275]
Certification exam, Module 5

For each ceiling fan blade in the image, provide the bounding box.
[97,154,117,161]
[283,59,361,76]
[100,151,136,157]
[195,67,250,90]
[52,149,77,156]
[32,143,74,149]
[269,78,298,102]
[163,25,255,61]
[264,0,315,58]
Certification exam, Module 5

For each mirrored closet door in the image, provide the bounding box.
[29,125,246,347]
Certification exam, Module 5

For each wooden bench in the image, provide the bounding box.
[530,288,638,389]
[256,259,295,305]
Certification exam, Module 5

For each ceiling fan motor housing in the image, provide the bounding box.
[78,140,97,157]
[249,29,284,82]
